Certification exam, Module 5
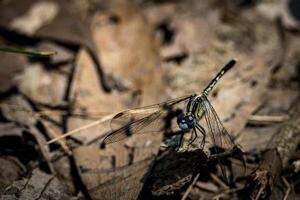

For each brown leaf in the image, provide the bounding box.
[2,169,70,199]
[0,95,36,125]
[15,63,68,106]
[51,155,76,194]
[0,123,23,138]
[0,119,54,173]
[0,53,26,93]
[0,155,25,194]
[9,1,59,35]
[237,88,298,152]
[66,2,165,144]
[73,130,163,200]
[0,0,38,29]
[0,0,95,56]
[91,1,164,105]
[67,49,124,143]
[36,8,95,51]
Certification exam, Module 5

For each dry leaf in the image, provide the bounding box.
[91,1,164,105]
[16,64,68,106]
[67,49,124,143]
[73,129,163,200]
[0,53,26,93]
[2,169,70,199]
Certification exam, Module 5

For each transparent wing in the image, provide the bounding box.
[201,95,236,151]
[103,111,163,144]
[110,105,161,131]
[103,94,192,145]
[110,94,192,130]
[201,95,237,183]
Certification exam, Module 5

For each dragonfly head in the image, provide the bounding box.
[177,113,196,130]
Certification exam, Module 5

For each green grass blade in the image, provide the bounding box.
[0,47,56,57]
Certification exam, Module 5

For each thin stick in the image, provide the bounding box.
[282,176,290,200]
[255,184,265,200]
[42,121,72,155]
[210,173,229,190]
[248,114,288,125]
[213,186,243,200]
[181,173,200,200]
[195,181,219,193]
[46,114,115,144]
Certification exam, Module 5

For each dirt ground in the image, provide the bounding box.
[0,0,300,200]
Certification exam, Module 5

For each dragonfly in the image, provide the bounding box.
[102,59,237,148]
[101,59,242,181]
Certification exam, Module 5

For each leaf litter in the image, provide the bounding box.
[0,0,300,200]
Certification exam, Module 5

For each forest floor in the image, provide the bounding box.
[0,0,300,199]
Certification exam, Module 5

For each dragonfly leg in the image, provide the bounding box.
[174,134,184,151]
[196,123,206,149]
[187,128,197,148]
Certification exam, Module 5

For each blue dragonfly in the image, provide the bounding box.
[102,60,241,182]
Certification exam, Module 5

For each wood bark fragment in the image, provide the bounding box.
[141,149,207,198]
[244,96,300,199]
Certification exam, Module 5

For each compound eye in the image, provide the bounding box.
[177,113,185,121]
[177,113,186,124]
[177,113,192,130]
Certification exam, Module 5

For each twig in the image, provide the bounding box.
[247,114,288,125]
[213,186,243,200]
[46,114,115,144]
[281,176,290,200]
[41,121,72,156]
[181,173,200,200]
[195,181,219,193]
[210,173,229,190]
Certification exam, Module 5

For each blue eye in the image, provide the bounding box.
[177,114,195,130]
[179,121,189,130]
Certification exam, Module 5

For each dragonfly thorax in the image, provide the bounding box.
[176,94,205,130]
[177,113,196,130]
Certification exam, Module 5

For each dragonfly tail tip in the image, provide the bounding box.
[231,58,238,64]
